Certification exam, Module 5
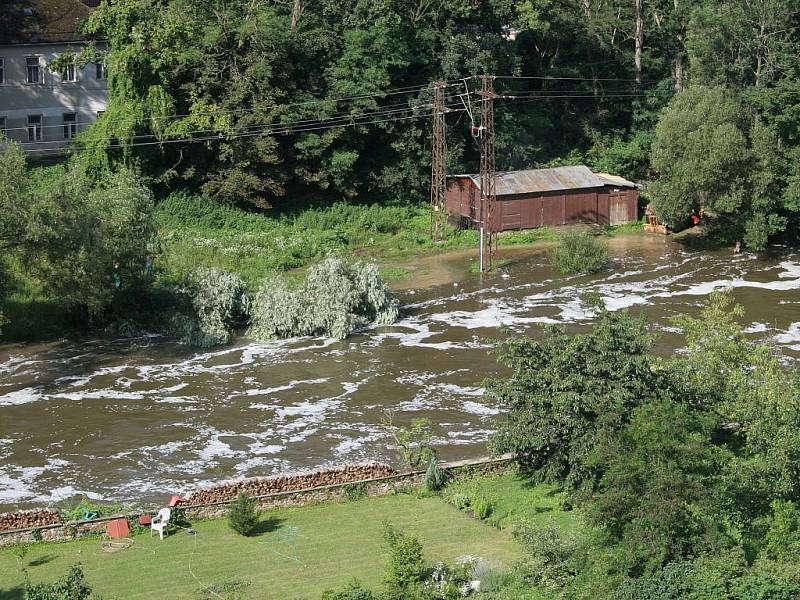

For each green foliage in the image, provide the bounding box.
[382,412,436,469]
[180,268,249,347]
[488,305,663,491]
[58,498,124,522]
[24,564,91,600]
[549,231,608,275]
[488,290,800,596]
[650,87,794,248]
[424,457,450,492]
[513,524,580,593]
[343,482,368,502]
[472,496,496,520]
[248,256,399,340]
[382,522,428,599]
[321,580,377,600]
[0,142,156,329]
[227,492,260,537]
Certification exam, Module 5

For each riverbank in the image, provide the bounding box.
[0,190,645,342]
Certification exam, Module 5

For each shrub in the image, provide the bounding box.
[383,522,428,599]
[173,268,249,348]
[248,256,399,340]
[24,564,91,600]
[321,580,377,600]
[424,456,450,492]
[343,482,368,501]
[549,230,608,274]
[227,492,260,536]
[472,496,495,520]
[448,492,471,511]
[513,523,579,591]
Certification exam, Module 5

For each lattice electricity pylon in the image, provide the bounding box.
[430,81,448,242]
[478,75,497,270]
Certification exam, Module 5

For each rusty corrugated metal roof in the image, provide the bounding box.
[454,165,605,196]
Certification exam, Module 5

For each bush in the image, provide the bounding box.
[24,564,91,600]
[248,256,399,340]
[472,496,495,520]
[227,492,260,536]
[513,524,579,591]
[549,230,608,275]
[383,522,428,599]
[321,580,377,600]
[179,268,249,346]
[424,456,450,492]
[448,492,471,511]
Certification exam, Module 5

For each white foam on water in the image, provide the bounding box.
[774,322,800,345]
[245,378,329,397]
[198,438,237,462]
[438,384,485,397]
[461,401,500,416]
[744,323,770,334]
[53,390,145,401]
[0,386,43,407]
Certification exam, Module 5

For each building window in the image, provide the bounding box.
[61,62,77,83]
[95,61,107,80]
[26,56,41,84]
[27,115,42,141]
[63,113,77,139]
[0,58,5,84]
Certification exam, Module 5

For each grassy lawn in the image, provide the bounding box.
[0,493,523,600]
[443,472,582,532]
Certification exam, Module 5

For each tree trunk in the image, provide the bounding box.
[672,57,684,91]
[290,0,304,30]
[634,0,643,82]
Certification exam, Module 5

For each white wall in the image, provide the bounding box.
[0,42,108,155]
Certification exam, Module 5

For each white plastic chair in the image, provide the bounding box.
[150,508,171,540]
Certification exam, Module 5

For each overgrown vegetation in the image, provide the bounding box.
[549,231,609,275]
[484,290,800,597]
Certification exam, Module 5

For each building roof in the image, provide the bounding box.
[0,0,98,45]
[594,172,638,188]
[450,165,637,195]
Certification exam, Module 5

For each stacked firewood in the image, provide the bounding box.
[187,462,396,505]
[0,509,62,532]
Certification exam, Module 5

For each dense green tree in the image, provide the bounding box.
[487,303,668,491]
[649,86,794,247]
[0,141,156,321]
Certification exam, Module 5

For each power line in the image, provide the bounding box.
[16,97,467,150]
[23,104,470,154]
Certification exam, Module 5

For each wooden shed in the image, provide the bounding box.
[445,165,638,231]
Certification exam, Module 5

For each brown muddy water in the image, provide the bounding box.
[2,236,800,511]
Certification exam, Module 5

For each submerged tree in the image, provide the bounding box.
[248,256,399,340]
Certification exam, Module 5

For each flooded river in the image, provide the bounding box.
[2,236,800,511]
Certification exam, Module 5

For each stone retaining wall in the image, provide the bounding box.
[0,455,514,546]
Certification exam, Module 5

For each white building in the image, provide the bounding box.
[0,0,107,156]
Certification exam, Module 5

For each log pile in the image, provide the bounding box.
[187,462,397,505]
[0,509,62,532]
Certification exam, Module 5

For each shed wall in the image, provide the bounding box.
[445,178,638,231]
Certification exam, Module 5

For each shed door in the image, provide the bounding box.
[609,193,629,225]
[501,200,522,230]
